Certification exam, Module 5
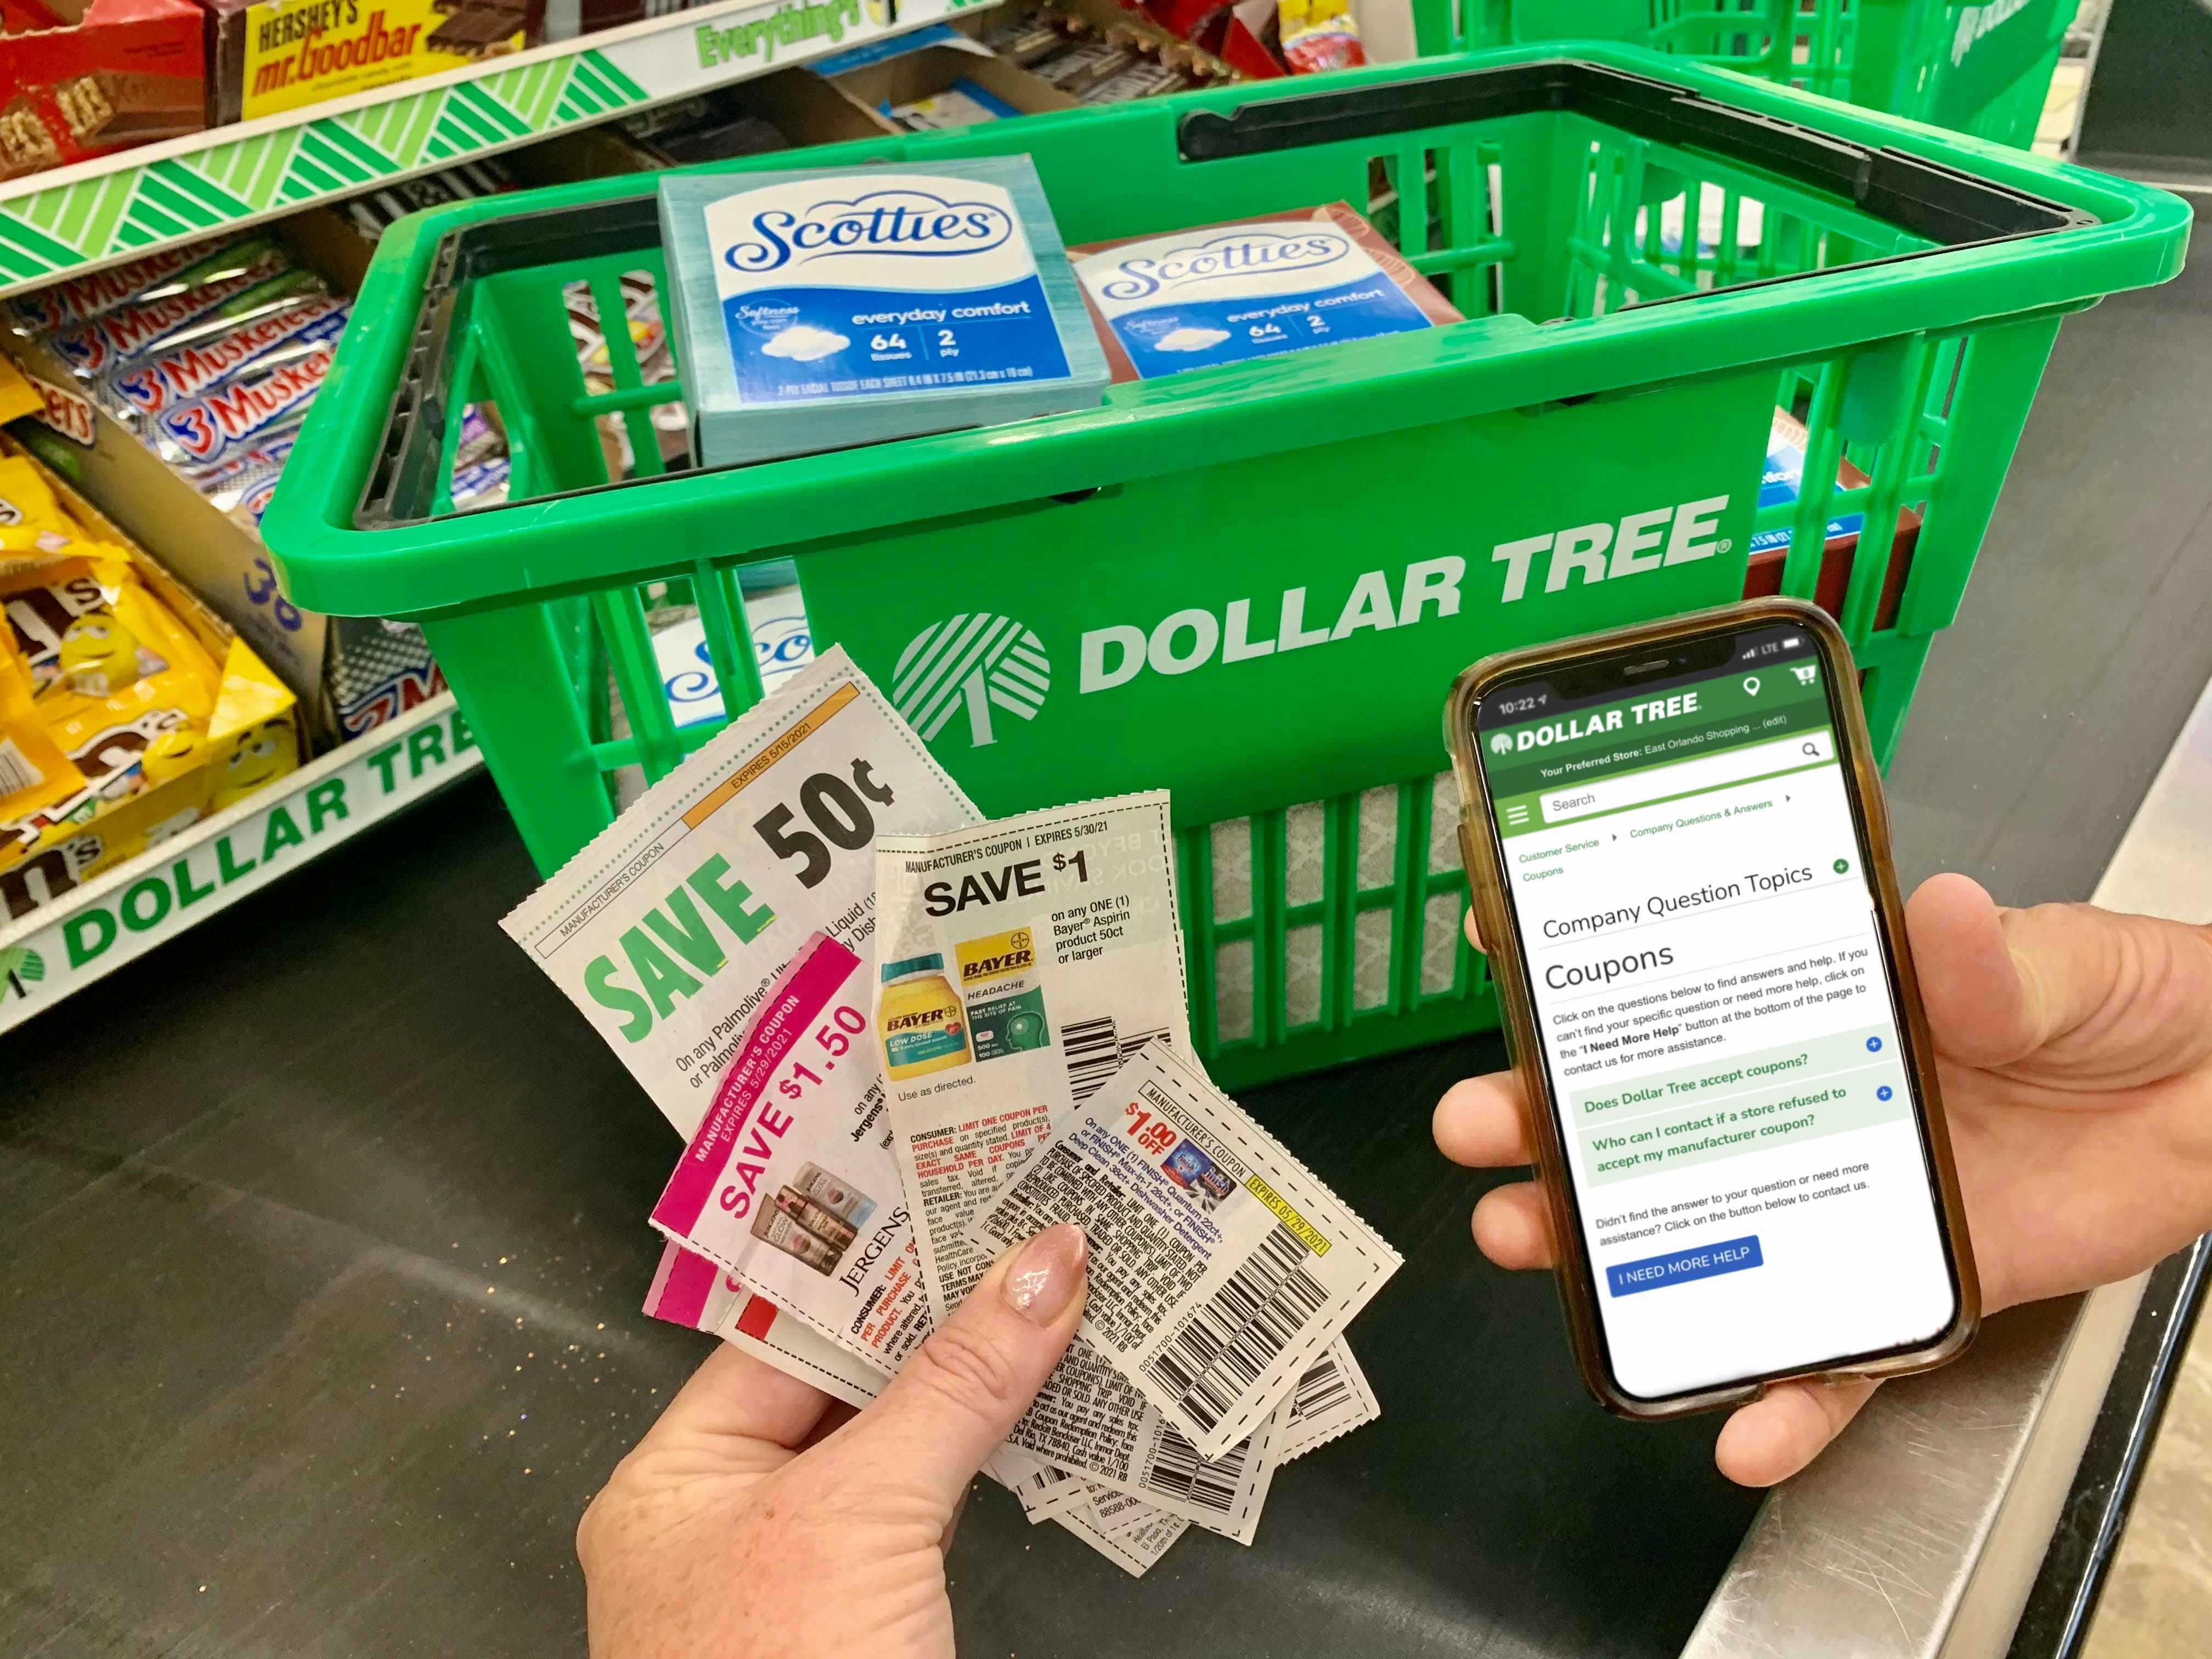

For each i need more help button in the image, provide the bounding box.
[1605,1236,1764,1297]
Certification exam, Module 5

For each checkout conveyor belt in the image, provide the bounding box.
[6,201,2210,1659]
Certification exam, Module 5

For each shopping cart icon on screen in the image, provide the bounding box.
[1791,665,1818,687]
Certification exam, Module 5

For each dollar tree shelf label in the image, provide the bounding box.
[0,695,481,1032]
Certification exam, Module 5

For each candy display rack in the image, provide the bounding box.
[0,693,481,1031]
[0,0,960,300]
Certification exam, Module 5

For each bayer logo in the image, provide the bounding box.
[1488,732,1514,757]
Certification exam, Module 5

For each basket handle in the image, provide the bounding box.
[358,194,663,532]
[1175,59,2090,250]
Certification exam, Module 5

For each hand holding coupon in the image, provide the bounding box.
[505,650,1402,1577]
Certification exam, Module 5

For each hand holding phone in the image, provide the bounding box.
[1442,600,2212,1484]
[1444,602,1979,1422]
[1441,872,2212,1483]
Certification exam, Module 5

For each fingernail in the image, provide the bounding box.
[1002,1224,1086,1325]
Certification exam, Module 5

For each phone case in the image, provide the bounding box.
[1441,598,1980,1420]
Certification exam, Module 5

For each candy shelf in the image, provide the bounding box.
[0,694,482,1033]
[0,0,959,300]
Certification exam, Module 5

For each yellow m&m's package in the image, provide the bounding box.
[0,439,300,918]
[0,456,72,543]
[0,626,82,822]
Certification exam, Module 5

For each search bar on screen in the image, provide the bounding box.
[1539,731,1834,825]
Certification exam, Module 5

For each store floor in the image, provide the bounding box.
[7,204,2212,1658]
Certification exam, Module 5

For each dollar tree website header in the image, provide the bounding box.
[1485,663,1833,836]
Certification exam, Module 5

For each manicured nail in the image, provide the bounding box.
[1003,1224,1087,1325]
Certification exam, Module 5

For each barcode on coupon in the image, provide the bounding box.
[1143,1222,1330,1435]
[1062,1015,1122,1103]
[1289,1355,1348,1424]
[1026,1464,1076,1498]
[1143,1420,1247,1515]
[0,738,44,797]
[1118,1026,1172,1065]
[1064,1018,1174,1104]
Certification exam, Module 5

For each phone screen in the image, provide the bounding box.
[1475,621,1959,1401]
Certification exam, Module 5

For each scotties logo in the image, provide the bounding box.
[723,189,1015,274]
[1095,231,1354,304]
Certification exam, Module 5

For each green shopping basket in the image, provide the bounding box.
[263,45,2187,1090]
[1411,0,2076,148]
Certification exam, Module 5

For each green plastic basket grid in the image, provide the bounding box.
[1410,0,2075,149]
[264,47,2189,1091]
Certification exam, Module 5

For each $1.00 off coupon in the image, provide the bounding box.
[968,1041,1402,1459]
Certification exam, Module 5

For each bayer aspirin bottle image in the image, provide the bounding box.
[659,157,1108,466]
[879,952,973,1081]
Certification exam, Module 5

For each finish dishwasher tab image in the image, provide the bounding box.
[660,157,1108,466]
[1481,630,1956,1400]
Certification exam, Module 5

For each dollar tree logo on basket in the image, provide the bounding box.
[894,615,1052,747]
[893,498,1731,748]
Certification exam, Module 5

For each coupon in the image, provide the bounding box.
[1011,1460,1087,1522]
[502,646,982,1141]
[968,1041,1403,1458]
[639,1243,1102,1502]
[872,791,1189,1329]
[868,793,1278,1538]
[632,1266,1368,1557]
[1051,1500,1189,1578]
[639,1224,1283,1541]
[1000,1336,1280,1541]
[1069,1338,1376,1540]
[648,929,932,1369]
[1275,1338,1381,1463]
[636,1257,1187,1576]
[642,1242,887,1409]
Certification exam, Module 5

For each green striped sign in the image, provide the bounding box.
[0,0,945,298]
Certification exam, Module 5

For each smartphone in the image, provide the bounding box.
[1443,600,1978,1418]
